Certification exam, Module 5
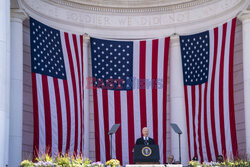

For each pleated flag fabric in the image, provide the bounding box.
[30,18,84,158]
[180,18,238,162]
[90,37,170,165]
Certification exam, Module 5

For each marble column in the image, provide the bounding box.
[169,35,189,165]
[0,0,10,166]
[239,10,250,158]
[8,9,27,167]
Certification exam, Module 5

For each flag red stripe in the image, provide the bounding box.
[93,88,100,161]
[162,37,169,163]
[152,39,159,143]
[139,41,147,129]
[64,33,79,154]
[41,75,52,155]
[114,90,123,164]
[191,86,198,157]
[203,82,212,161]
[228,18,238,158]
[80,35,84,154]
[32,73,39,159]
[102,89,111,160]
[72,34,83,154]
[210,28,219,157]
[184,86,191,160]
[53,78,63,154]
[63,79,71,154]
[80,36,84,91]
[219,23,227,157]
[127,90,135,164]
[198,85,204,162]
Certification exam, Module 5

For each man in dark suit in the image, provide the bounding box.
[136,127,155,145]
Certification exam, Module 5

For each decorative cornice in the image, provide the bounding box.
[19,0,250,39]
[46,0,213,14]
[65,0,194,9]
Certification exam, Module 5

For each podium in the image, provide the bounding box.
[133,145,160,164]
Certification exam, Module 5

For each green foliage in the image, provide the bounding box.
[35,154,53,163]
[55,155,71,167]
[189,160,202,167]
[189,159,250,167]
[21,160,34,167]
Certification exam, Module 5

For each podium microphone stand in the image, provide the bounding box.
[170,123,183,163]
[108,124,120,159]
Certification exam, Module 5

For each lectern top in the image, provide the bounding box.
[108,124,120,135]
[170,123,182,134]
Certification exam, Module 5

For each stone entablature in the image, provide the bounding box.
[19,0,249,39]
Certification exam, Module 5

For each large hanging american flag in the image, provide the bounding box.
[180,18,238,162]
[90,37,170,165]
[30,18,84,157]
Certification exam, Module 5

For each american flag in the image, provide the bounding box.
[90,37,170,165]
[180,18,238,162]
[30,18,84,157]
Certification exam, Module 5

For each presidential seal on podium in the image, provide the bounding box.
[141,146,152,157]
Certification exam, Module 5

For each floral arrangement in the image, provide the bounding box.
[202,161,220,167]
[21,154,104,167]
[91,162,103,167]
[220,159,250,167]
[189,160,202,167]
[105,159,121,167]
[189,158,250,167]
[21,160,35,167]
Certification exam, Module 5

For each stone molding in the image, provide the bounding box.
[11,9,28,22]
[47,0,211,13]
[170,35,180,45]
[63,0,196,9]
[238,9,250,23]
[19,0,250,39]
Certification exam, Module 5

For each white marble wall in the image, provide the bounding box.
[22,19,33,160]
[21,18,246,161]
[234,20,246,154]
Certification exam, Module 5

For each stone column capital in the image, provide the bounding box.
[170,35,180,46]
[238,9,250,23]
[83,34,90,44]
[11,8,27,23]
